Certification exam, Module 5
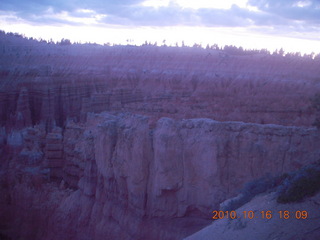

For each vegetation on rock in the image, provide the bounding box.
[222,161,320,210]
[276,162,320,203]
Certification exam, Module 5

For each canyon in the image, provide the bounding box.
[1,31,320,239]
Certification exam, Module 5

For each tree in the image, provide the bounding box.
[212,44,219,50]
[162,39,167,46]
[59,38,71,46]
[48,38,55,44]
[279,48,285,56]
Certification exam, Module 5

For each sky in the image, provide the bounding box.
[0,0,320,54]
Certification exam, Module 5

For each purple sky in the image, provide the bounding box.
[0,0,319,53]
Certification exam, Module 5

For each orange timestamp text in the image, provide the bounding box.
[212,210,308,220]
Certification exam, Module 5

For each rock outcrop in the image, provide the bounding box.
[1,31,320,128]
[1,32,320,240]
[1,112,319,240]
[45,127,64,178]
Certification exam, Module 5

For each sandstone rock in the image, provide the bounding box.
[45,129,64,178]
[7,130,23,146]
[2,112,320,240]
[16,88,32,127]
[19,149,43,164]
[1,34,320,240]
[1,37,320,129]
[24,114,320,239]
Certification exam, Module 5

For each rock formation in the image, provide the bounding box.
[1,31,320,239]
[1,112,320,239]
[1,31,320,128]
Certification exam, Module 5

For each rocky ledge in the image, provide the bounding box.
[1,112,319,240]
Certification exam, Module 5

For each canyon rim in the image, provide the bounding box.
[1,31,320,240]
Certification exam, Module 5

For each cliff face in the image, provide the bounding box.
[1,33,320,240]
[1,112,319,240]
[1,32,320,128]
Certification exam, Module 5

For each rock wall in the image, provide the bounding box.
[1,112,319,240]
[1,35,320,128]
[1,33,320,240]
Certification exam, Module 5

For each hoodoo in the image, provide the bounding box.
[1,31,320,240]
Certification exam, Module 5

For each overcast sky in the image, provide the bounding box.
[0,0,320,53]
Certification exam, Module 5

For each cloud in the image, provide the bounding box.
[0,0,320,32]
[248,0,320,23]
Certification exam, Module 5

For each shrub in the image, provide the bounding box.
[240,174,277,197]
[221,174,278,211]
[221,161,320,211]
[276,163,320,203]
